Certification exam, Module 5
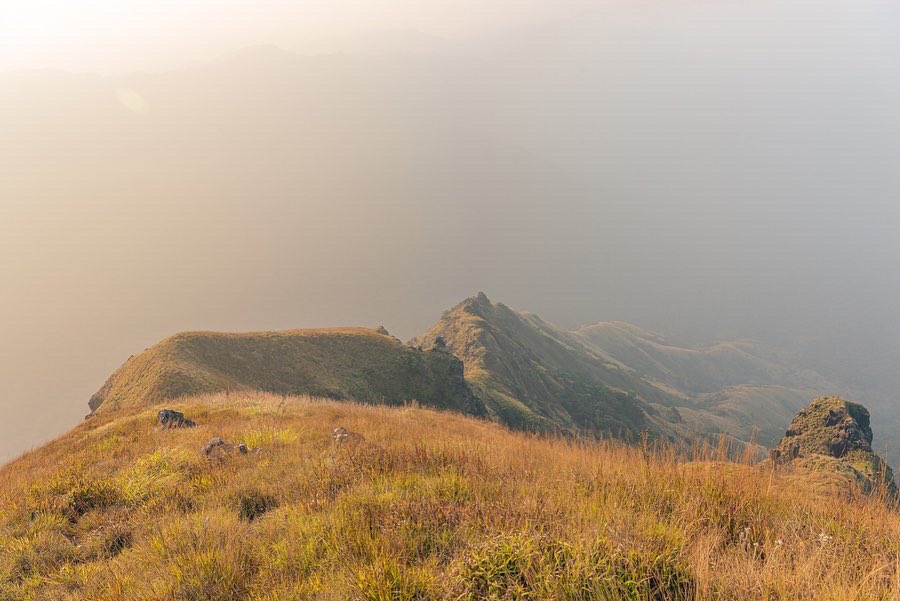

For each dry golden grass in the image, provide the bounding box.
[0,393,897,600]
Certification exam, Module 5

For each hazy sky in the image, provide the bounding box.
[2,0,900,461]
[1,0,593,72]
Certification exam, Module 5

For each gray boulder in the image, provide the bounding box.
[202,437,248,461]
[158,409,196,428]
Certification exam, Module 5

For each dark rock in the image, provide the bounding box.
[158,409,196,428]
[376,326,390,336]
[432,336,447,351]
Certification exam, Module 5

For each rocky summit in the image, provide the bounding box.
[771,397,896,496]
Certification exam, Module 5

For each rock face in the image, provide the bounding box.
[157,409,196,428]
[771,397,873,461]
[771,397,896,496]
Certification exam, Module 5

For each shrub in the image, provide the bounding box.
[459,534,537,598]
[117,448,198,506]
[170,548,251,601]
[356,558,436,601]
[238,491,278,522]
[64,479,121,520]
[458,536,697,600]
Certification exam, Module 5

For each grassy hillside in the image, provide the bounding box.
[410,295,900,464]
[679,386,811,448]
[411,293,680,438]
[1,393,897,599]
[88,328,483,418]
[82,296,898,465]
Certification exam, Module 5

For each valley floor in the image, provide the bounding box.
[0,393,898,600]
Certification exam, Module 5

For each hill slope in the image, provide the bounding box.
[88,328,483,418]
[411,293,677,438]
[85,295,893,462]
[412,294,896,456]
[573,322,900,457]
[574,321,823,396]
[1,393,897,599]
[410,294,816,448]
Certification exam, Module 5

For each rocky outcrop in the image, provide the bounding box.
[157,409,196,428]
[202,437,248,461]
[771,397,896,496]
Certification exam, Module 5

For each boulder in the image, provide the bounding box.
[770,397,896,496]
[332,427,364,445]
[202,437,248,461]
[158,409,196,428]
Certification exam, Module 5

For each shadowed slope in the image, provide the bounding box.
[88,328,483,417]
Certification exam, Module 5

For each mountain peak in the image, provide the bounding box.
[412,294,674,437]
[457,291,492,312]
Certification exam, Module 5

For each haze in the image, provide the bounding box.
[1,0,591,73]
[2,0,899,460]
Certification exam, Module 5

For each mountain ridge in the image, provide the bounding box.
[410,293,852,450]
[85,293,895,463]
[88,327,484,418]
[410,293,675,438]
